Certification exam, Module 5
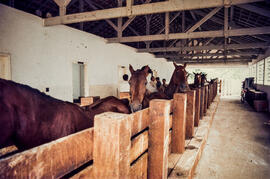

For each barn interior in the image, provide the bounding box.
[0,0,270,178]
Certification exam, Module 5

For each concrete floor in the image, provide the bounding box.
[194,97,270,179]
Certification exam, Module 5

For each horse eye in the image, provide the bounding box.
[145,82,147,85]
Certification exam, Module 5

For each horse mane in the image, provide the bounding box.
[0,78,63,102]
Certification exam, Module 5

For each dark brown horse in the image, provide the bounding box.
[201,73,208,86]
[190,72,202,89]
[85,96,130,119]
[0,78,93,150]
[164,62,190,99]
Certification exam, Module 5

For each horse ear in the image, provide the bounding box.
[129,64,135,74]
[173,62,177,68]
[193,72,196,75]
[200,72,202,75]
[183,63,187,68]
[143,65,150,75]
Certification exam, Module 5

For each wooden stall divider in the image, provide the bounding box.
[207,84,211,108]
[200,86,205,118]
[186,90,196,139]
[93,112,131,179]
[171,93,187,153]
[148,99,171,179]
[0,128,94,178]
[203,85,208,115]
[194,88,201,127]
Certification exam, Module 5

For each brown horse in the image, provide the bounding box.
[129,65,167,112]
[85,96,130,119]
[164,62,190,99]
[0,78,93,150]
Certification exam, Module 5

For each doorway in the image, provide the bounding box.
[0,53,11,80]
[72,62,86,102]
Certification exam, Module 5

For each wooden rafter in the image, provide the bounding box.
[107,26,270,43]
[155,51,262,58]
[44,0,263,26]
[186,7,221,33]
[137,42,269,52]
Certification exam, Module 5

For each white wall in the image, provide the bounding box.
[0,4,174,101]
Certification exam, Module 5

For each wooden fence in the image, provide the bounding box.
[0,82,218,178]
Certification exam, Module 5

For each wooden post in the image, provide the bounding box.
[93,112,131,179]
[200,87,205,118]
[194,88,201,127]
[148,99,171,179]
[219,80,222,94]
[204,85,208,114]
[207,84,211,108]
[186,90,195,139]
[171,93,187,153]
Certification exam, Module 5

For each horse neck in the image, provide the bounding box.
[165,72,179,98]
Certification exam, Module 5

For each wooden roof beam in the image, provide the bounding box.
[107,26,270,43]
[44,0,263,26]
[138,42,269,52]
[155,51,263,58]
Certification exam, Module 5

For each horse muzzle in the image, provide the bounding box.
[130,102,143,113]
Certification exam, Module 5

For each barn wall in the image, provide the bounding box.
[0,4,174,101]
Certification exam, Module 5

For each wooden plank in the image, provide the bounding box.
[186,90,196,139]
[70,165,93,179]
[93,112,131,178]
[80,96,100,106]
[131,108,149,136]
[130,130,148,163]
[0,128,94,178]
[0,145,17,157]
[194,88,201,127]
[130,153,148,179]
[44,0,263,26]
[165,12,169,35]
[204,85,209,114]
[148,99,171,179]
[171,93,187,153]
[200,87,205,118]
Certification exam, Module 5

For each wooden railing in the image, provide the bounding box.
[0,81,218,178]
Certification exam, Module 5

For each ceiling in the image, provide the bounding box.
[1,0,270,64]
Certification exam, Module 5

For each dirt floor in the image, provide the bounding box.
[194,96,270,179]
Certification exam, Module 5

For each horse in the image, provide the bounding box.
[164,62,190,99]
[0,78,93,150]
[189,72,202,89]
[128,62,189,112]
[85,96,130,119]
[201,73,208,86]
[128,65,166,112]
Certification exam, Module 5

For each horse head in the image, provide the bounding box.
[201,73,207,86]
[193,72,202,87]
[129,65,150,112]
[171,62,190,93]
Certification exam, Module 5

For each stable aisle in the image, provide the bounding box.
[194,97,270,179]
